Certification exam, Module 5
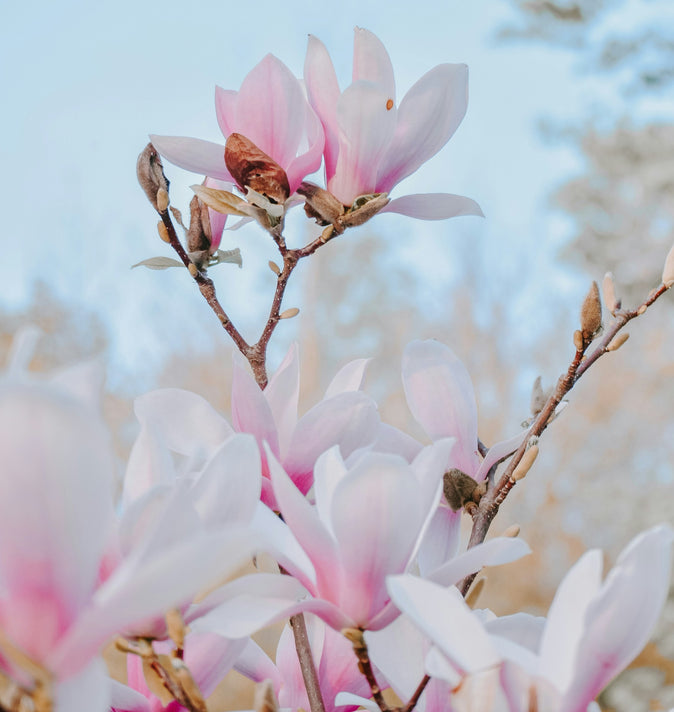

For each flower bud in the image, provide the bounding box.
[187,195,213,253]
[297,181,345,226]
[573,329,584,352]
[607,332,630,352]
[663,242,674,288]
[225,133,290,205]
[511,445,539,482]
[602,272,620,314]
[279,307,299,319]
[580,281,602,341]
[136,143,170,211]
[530,376,548,416]
[443,468,479,511]
[268,261,281,275]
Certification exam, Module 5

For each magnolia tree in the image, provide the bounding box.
[1,27,673,712]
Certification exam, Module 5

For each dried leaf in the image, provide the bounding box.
[212,248,243,268]
[297,181,344,225]
[131,256,184,270]
[191,184,250,217]
[225,133,290,204]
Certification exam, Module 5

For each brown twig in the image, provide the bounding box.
[458,281,672,596]
[401,675,431,712]
[343,629,389,712]
[288,613,327,712]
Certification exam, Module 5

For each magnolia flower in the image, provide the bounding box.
[303,28,483,220]
[150,54,324,196]
[402,339,529,572]
[125,345,379,510]
[0,337,260,712]
[388,524,674,712]
[189,441,454,635]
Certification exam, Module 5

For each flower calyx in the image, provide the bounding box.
[443,468,486,513]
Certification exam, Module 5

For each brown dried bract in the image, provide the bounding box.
[225,133,290,204]
[187,195,213,253]
[137,143,170,211]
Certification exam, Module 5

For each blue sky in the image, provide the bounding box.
[0,0,597,387]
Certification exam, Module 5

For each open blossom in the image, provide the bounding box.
[150,54,324,195]
[125,344,379,510]
[387,524,674,712]
[0,335,260,712]
[304,28,483,220]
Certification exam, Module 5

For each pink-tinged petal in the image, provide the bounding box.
[352,28,396,101]
[55,659,110,712]
[410,439,454,518]
[149,135,233,181]
[369,423,423,462]
[330,455,424,625]
[264,344,300,457]
[285,103,325,194]
[330,81,397,205]
[324,358,370,399]
[313,447,350,539]
[561,526,674,709]
[190,573,353,636]
[366,615,427,700]
[276,619,320,711]
[377,64,468,192]
[402,339,479,475]
[110,679,151,712]
[235,54,304,169]
[191,434,261,528]
[387,576,500,675]
[233,638,282,688]
[203,177,231,251]
[334,694,380,712]
[380,193,484,220]
[474,429,529,483]
[416,506,461,577]
[214,86,238,138]
[427,537,531,587]
[424,646,462,689]
[51,526,260,676]
[231,358,280,457]
[0,383,115,662]
[269,448,338,593]
[485,613,545,654]
[304,34,341,181]
[122,422,176,505]
[250,502,316,589]
[284,391,379,493]
[538,549,603,691]
[182,632,247,697]
[133,388,233,456]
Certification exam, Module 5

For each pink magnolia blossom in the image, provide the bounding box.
[304,28,483,220]
[0,341,260,712]
[387,524,674,712]
[150,54,324,195]
[402,339,530,572]
[126,345,379,510]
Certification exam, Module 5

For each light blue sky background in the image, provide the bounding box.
[1,0,662,389]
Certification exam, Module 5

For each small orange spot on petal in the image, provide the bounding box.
[386,99,394,111]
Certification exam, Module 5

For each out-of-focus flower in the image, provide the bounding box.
[125,345,379,510]
[0,333,260,712]
[388,524,674,712]
[150,54,324,196]
[303,28,483,221]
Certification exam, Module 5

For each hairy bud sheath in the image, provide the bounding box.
[602,272,619,314]
[580,281,602,342]
[136,143,170,211]
[186,195,213,253]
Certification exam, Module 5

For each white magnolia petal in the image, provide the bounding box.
[416,506,461,577]
[380,193,484,220]
[428,537,531,587]
[377,63,468,191]
[388,575,499,675]
[109,679,151,712]
[485,612,546,654]
[352,27,396,100]
[149,135,233,181]
[183,632,247,697]
[56,659,111,712]
[233,637,282,687]
[335,693,380,712]
[324,358,370,399]
[191,434,261,528]
[539,549,603,690]
[474,429,530,483]
[133,388,233,456]
[264,343,300,456]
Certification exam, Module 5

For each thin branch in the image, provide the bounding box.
[288,613,327,712]
[401,675,431,712]
[459,281,672,595]
[343,629,389,712]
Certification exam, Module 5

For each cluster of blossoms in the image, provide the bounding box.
[4,26,674,712]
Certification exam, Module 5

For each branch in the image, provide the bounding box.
[343,628,389,712]
[459,280,672,596]
[288,614,327,712]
